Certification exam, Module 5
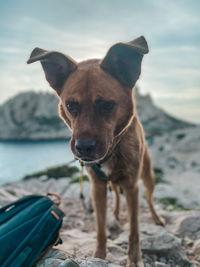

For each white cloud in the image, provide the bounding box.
[0,2,199,123]
[0,18,113,104]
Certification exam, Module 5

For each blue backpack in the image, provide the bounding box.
[0,193,64,267]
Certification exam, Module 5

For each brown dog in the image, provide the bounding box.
[27,36,165,267]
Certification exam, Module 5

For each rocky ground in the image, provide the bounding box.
[1,175,200,267]
[149,126,200,210]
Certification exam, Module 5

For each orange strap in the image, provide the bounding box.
[47,193,61,206]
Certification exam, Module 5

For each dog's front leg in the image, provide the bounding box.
[90,177,107,259]
[120,180,144,267]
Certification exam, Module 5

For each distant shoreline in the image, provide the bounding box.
[0,137,71,143]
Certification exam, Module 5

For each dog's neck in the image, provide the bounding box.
[95,115,138,165]
[107,114,137,157]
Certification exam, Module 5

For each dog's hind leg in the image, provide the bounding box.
[141,147,166,226]
[111,183,120,220]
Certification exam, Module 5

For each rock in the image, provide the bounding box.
[140,223,181,253]
[0,184,29,206]
[38,255,109,267]
[0,89,193,140]
[37,258,63,267]
[59,259,80,267]
[62,181,91,202]
[140,223,192,266]
[0,92,70,140]
[36,249,67,267]
[108,264,121,267]
[58,229,96,258]
[153,183,196,210]
[155,262,169,267]
[1,178,200,266]
[0,187,18,206]
[154,183,178,200]
[135,87,193,137]
[176,215,200,240]
[107,209,122,238]
[149,126,200,210]
[114,222,193,266]
[77,258,108,267]
[150,126,200,174]
[193,239,200,255]
[0,177,90,203]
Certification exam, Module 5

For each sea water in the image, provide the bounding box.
[0,140,75,184]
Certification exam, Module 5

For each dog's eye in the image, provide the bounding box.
[95,99,115,116]
[66,101,80,116]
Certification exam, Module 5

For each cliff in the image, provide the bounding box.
[134,88,193,136]
[0,92,70,140]
[0,89,194,140]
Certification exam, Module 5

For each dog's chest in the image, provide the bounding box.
[100,164,112,177]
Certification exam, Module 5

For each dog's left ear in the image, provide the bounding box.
[100,36,149,88]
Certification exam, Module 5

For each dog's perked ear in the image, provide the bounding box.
[100,36,149,88]
[27,48,77,94]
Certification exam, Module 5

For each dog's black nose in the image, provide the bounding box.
[75,140,96,157]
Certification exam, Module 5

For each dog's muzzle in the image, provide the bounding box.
[75,140,97,161]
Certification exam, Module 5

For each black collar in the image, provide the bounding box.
[81,142,120,182]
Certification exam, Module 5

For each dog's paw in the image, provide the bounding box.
[93,249,106,259]
[126,260,144,267]
[153,214,166,226]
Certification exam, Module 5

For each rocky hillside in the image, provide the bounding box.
[134,88,194,136]
[0,92,70,140]
[0,89,194,140]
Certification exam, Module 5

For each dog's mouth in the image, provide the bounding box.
[79,156,97,163]
[72,147,110,164]
[75,153,107,164]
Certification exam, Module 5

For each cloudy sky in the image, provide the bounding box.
[0,0,199,123]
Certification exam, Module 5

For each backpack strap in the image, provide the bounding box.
[47,193,61,206]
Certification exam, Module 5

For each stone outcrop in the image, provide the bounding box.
[0,92,70,140]
[134,88,194,136]
[0,89,193,140]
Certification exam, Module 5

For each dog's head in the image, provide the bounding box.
[27,36,148,162]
